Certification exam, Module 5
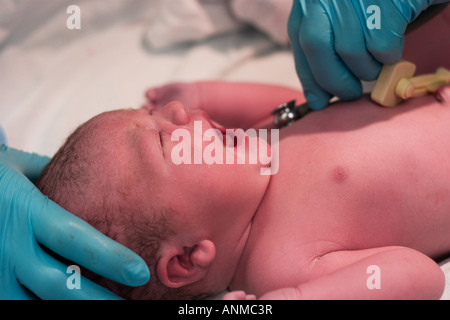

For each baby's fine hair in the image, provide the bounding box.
[35,115,211,299]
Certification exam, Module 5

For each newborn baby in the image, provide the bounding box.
[37,81,450,300]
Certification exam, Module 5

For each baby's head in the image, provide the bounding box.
[36,102,270,299]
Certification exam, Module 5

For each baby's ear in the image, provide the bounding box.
[156,240,216,288]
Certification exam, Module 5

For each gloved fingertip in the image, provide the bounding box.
[334,80,363,102]
[305,92,330,110]
[338,90,363,102]
[0,127,6,145]
[123,258,150,286]
[368,39,404,66]
[358,63,382,82]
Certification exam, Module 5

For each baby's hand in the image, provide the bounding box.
[436,85,450,104]
[222,290,257,300]
[145,82,201,110]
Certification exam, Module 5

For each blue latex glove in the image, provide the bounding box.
[288,0,449,110]
[0,126,5,144]
[0,145,150,299]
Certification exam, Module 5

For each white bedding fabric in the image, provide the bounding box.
[1,0,449,299]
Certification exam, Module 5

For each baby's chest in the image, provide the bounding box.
[240,147,450,294]
[274,116,450,230]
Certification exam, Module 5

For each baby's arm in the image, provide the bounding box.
[258,247,444,300]
[145,81,305,129]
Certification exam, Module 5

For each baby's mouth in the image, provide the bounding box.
[201,113,238,147]
[217,125,242,147]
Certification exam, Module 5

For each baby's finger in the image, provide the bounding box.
[145,88,164,108]
[436,85,450,103]
[145,88,157,103]
[222,291,246,300]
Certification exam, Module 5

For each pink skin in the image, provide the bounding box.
[77,79,450,300]
[123,11,449,299]
[436,85,450,103]
[85,103,271,295]
[231,90,450,299]
[222,290,256,300]
[144,81,306,130]
[138,80,450,299]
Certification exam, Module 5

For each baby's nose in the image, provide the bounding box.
[162,101,190,125]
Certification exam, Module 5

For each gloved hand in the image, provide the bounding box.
[0,126,6,144]
[288,0,449,110]
[0,145,150,299]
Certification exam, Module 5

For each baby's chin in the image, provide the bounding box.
[225,127,278,177]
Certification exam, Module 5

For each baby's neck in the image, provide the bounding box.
[226,170,277,291]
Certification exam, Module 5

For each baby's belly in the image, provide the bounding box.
[234,96,450,295]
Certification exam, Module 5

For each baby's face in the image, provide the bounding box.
[90,102,270,240]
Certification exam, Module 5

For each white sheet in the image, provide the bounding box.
[0,0,299,157]
[1,0,449,299]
